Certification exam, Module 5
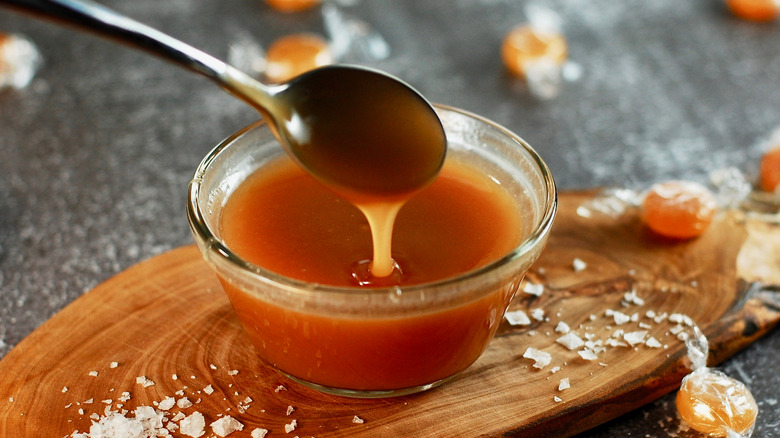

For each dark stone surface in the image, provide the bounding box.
[0,0,777,436]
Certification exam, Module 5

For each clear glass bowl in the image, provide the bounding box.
[187,105,557,398]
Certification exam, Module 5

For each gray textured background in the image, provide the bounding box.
[0,0,778,436]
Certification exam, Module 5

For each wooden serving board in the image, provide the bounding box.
[1,190,778,437]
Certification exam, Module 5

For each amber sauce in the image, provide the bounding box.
[221,157,522,287]
[219,156,523,389]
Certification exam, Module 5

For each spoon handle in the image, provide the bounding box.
[1,0,275,109]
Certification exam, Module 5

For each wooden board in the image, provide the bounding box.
[0,190,778,437]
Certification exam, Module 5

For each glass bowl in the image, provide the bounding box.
[187,105,557,398]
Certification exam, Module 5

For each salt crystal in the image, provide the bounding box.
[177,397,193,409]
[159,396,176,411]
[88,371,98,377]
[624,330,648,346]
[227,370,239,376]
[172,374,178,380]
[638,322,652,329]
[251,429,269,438]
[554,396,563,402]
[505,309,531,326]
[550,366,561,373]
[623,290,645,306]
[572,258,587,272]
[353,415,365,424]
[554,321,570,334]
[522,347,552,369]
[284,419,297,433]
[523,282,544,296]
[606,309,630,325]
[62,386,68,393]
[286,405,295,415]
[274,385,287,393]
[180,411,206,437]
[109,362,119,369]
[645,337,662,348]
[531,308,545,321]
[558,378,570,391]
[578,349,598,361]
[210,364,218,370]
[210,415,244,437]
[118,392,131,403]
[670,324,685,335]
[84,398,93,404]
[556,332,585,350]
[136,376,155,387]
[203,385,214,395]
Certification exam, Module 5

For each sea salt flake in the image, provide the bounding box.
[505,309,531,326]
[88,371,98,377]
[251,429,269,438]
[159,396,176,411]
[180,411,206,437]
[353,415,365,424]
[136,376,155,387]
[578,349,599,361]
[522,347,552,369]
[558,378,570,391]
[606,309,630,325]
[670,324,685,335]
[623,290,645,306]
[550,366,561,373]
[203,385,214,395]
[177,397,193,409]
[522,282,545,296]
[531,308,545,321]
[645,337,662,348]
[109,362,119,369]
[286,405,295,416]
[227,370,239,376]
[572,258,587,272]
[284,419,297,433]
[554,321,570,334]
[210,415,244,437]
[556,332,585,350]
[62,386,69,393]
[554,396,563,402]
[274,385,287,393]
[624,330,648,346]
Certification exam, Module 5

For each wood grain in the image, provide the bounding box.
[0,190,778,437]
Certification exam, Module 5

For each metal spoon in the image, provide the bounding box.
[2,0,447,199]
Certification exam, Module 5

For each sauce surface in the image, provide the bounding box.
[220,156,523,286]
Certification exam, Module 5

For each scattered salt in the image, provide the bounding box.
[353,415,365,424]
[578,349,599,361]
[554,321,570,334]
[88,371,98,377]
[523,347,552,369]
[180,411,206,437]
[624,330,648,346]
[522,282,545,296]
[227,370,239,376]
[284,419,297,433]
[286,405,295,416]
[531,308,545,321]
[558,378,570,391]
[203,385,214,395]
[158,396,176,411]
[556,332,585,351]
[251,429,269,438]
[210,415,244,437]
[572,258,587,272]
[505,309,531,326]
[109,362,118,369]
[177,397,193,409]
[135,376,155,388]
[645,337,662,348]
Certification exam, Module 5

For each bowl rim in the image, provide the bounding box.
[187,104,558,296]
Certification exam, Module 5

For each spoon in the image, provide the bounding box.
[2,0,447,200]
